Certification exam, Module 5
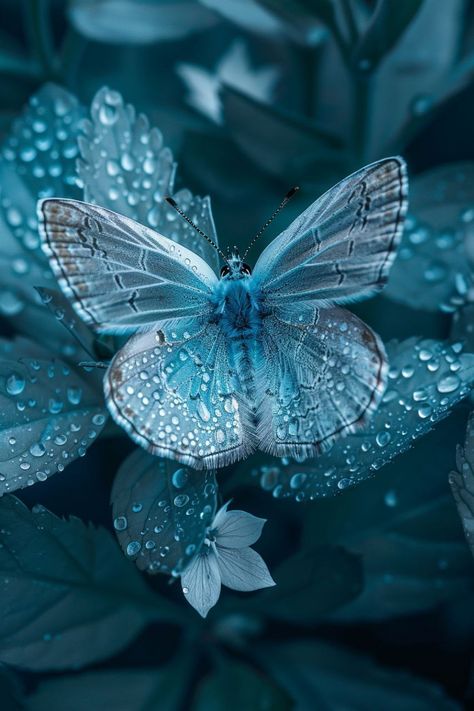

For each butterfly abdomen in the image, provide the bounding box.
[213,279,262,405]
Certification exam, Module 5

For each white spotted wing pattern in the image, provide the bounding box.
[39,158,408,469]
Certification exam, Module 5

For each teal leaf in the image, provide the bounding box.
[0,84,84,325]
[385,163,474,312]
[27,657,192,711]
[450,412,474,557]
[193,659,292,711]
[0,668,24,711]
[0,337,106,494]
[258,641,461,710]
[250,546,362,623]
[304,410,474,619]
[253,338,474,500]
[0,496,181,670]
[69,0,218,44]
[222,87,345,182]
[78,86,220,271]
[111,448,217,575]
[353,0,425,68]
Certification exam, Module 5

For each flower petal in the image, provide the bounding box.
[181,549,221,618]
[217,546,275,592]
[214,504,267,548]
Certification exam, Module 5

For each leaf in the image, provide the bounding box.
[28,658,192,711]
[222,87,345,182]
[257,641,461,710]
[200,0,283,37]
[193,659,292,711]
[250,546,362,623]
[0,83,85,322]
[385,163,474,312]
[450,412,474,557]
[78,86,220,272]
[303,410,474,620]
[353,0,425,68]
[0,496,181,670]
[0,668,25,711]
[251,338,474,500]
[257,0,333,44]
[69,0,218,44]
[111,448,217,575]
[0,337,107,495]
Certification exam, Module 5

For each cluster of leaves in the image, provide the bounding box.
[1,0,474,708]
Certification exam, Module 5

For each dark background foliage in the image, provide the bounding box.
[1,0,474,709]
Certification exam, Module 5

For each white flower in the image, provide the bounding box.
[177,40,278,124]
[181,501,275,617]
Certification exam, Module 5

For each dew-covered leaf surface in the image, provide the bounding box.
[111,448,217,575]
[250,338,474,500]
[257,641,461,711]
[0,496,180,670]
[78,87,221,272]
[450,411,474,557]
[385,164,474,312]
[0,337,106,494]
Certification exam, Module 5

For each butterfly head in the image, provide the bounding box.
[220,248,252,280]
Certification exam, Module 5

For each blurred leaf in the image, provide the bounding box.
[201,0,327,44]
[369,0,464,155]
[0,336,106,495]
[303,410,474,620]
[111,448,216,575]
[68,0,218,44]
[177,40,278,125]
[450,411,474,557]
[28,658,191,711]
[385,163,474,312]
[193,658,292,711]
[451,303,474,352]
[0,668,24,711]
[79,86,220,271]
[251,546,362,623]
[251,338,474,500]
[222,87,345,182]
[0,496,181,670]
[353,0,425,68]
[258,641,461,710]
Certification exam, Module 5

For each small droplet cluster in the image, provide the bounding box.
[111,449,216,575]
[253,339,474,501]
[0,343,107,493]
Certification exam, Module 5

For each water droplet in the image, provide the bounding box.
[174,494,189,507]
[6,373,25,395]
[29,442,46,457]
[126,540,141,556]
[290,472,307,489]
[437,375,460,393]
[172,468,188,488]
[114,516,128,531]
[384,489,398,507]
[376,431,391,447]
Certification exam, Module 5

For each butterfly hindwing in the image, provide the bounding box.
[257,306,386,457]
[252,157,408,324]
[38,198,218,334]
[104,322,255,469]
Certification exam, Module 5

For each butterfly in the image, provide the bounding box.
[38,157,408,470]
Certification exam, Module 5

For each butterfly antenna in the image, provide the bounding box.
[242,186,300,260]
[165,197,228,262]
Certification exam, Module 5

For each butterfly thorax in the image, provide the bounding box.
[212,277,261,338]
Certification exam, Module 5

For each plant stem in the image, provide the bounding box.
[24,0,58,80]
[340,0,358,47]
[351,69,373,165]
[58,27,88,87]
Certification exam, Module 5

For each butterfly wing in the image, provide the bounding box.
[252,157,408,324]
[38,198,218,334]
[257,306,386,458]
[104,321,256,469]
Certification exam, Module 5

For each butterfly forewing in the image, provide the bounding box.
[252,157,408,325]
[38,198,218,334]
